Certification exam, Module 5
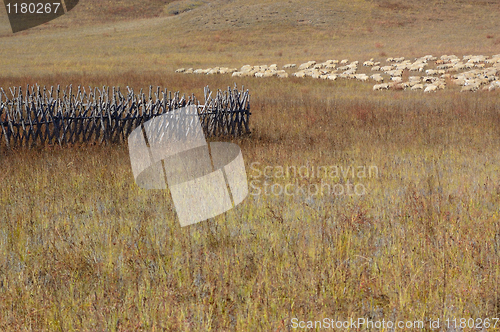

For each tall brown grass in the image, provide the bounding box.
[1,71,500,330]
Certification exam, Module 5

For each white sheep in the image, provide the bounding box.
[487,81,500,91]
[461,85,478,92]
[298,61,316,70]
[311,71,322,79]
[185,52,500,87]
[370,74,384,82]
[263,71,275,78]
[410,58,427,68]
[452,78,465,85]
[373,83,389,91]
[241,70,256,77]
[467,55,488,63]
[453,63,467,70]
[485,58,500,64]
[411,84,424,90]
[440,55,459,62]
[342,69,356,75]
[484,67,499,76]
[396,63,411,70]
[461,82,480,92]
[193,68,208,74]
[437,63,454,70]
[386,69,403,77]
[424,84,438,93]
[422,76,438,83]
[355,74,369,82]
[409,63,426,72]
[388,82,403,90]
[478,77,490,85]
[292,71,306,78]
[275,70,287,76]
[240,65,253,72]
[207,68,220,75]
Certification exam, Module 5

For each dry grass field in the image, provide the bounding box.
[1,0,500,331]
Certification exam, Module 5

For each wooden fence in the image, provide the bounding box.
[0,84,250,149]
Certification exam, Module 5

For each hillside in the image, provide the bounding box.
[0,0,498,77]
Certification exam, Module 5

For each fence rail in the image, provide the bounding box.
[0,84,250,149]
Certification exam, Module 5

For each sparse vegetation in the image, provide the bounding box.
[1,0,500,330]
[164,0,209,16]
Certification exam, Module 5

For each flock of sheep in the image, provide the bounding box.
[175,54,500,92]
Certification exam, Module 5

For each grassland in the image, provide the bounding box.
[1,0,500,331]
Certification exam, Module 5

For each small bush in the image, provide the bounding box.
[164,0,208,16]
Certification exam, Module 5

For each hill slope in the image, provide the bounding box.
[0,0,498,77]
